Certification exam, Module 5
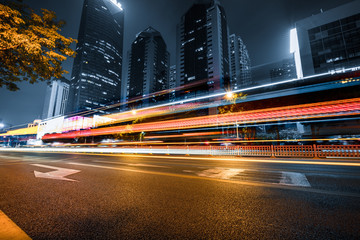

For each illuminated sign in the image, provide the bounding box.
[109,0,123,10]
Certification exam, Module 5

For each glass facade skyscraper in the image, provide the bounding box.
[229,34,252,89]
[67,0,124,114]
[127,27,169,107]
[295,0,360,76]
[169,65,177,102]
[42,78,70,119]
[176,0,230,98]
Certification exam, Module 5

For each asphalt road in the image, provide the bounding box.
[1,150,360,239]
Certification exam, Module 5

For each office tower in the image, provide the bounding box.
[169,65,177,102]
[251,57,297,86]
[229,34,252,89]
[270,57,297,82]
[67,0,124,113]
[293,0,360,77]
[127,27,169,106]
[42,78,70,119]
[176,0,230,98]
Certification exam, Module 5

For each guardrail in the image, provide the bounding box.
[274,145,315,158]
[145,144,360,158]
[3,144,360,159]
[316,145,360,158]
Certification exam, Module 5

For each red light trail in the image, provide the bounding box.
[42,98,360,140]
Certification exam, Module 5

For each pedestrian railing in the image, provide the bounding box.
[316,145,360,158]
[12,143,360,159]
[274,145,314,158]
[128,144,360,159]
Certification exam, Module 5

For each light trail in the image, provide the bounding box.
[97,66,360,120]
[42,97,360,140]
[6,67,360,132]
[1,148,360,167]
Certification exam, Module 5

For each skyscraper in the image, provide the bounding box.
[127,27,169,107]
[67,0,124,114]
[42,78,70,119]
[169,65,177,102]
[269,58,297,82]
[176,0,230,98]
[229,34,251,89]
[293,0,360,76]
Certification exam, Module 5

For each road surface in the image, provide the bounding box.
[0,150,360,239]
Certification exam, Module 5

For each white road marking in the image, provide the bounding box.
[93,160,170,168]
[64,162,360,197]
[196,168,244,180]
[280,172,311,187]
[32,164,80,182]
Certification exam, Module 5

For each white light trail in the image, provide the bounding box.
[118,65,360,117]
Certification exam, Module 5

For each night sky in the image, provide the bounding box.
[0,0,354,127]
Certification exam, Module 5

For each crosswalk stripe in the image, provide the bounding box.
[280,172,311,187]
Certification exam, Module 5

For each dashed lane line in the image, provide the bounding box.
[0,210,31,240]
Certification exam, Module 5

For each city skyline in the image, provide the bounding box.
[1,1,360,238]
[0,0,354,126]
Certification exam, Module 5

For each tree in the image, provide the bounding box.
[218,92,246,114]
[0,1,77,91]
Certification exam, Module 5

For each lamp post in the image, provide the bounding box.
[236,120,239,139]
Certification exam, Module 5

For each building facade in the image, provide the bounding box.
[169,65,177,102]
[67,0,124,114]
[229,34,252,89]
[176,0,230,98]
[127,27,169,106]
[42,78,70,119]
[270,57,297,82]
[251,57,297,86]
[294,0,360,76]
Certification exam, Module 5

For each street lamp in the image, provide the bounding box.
[0,123,4,129]
[224,92,239,139]
[225,91,234,100]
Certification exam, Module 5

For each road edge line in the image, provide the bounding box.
[0,210,31,240]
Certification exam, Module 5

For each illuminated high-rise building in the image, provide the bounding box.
[169,65,177,102]
[269,57,297,82]
[293,0,360,77]
[229,34,251,89]
[176,0,230,98]
[67,0,124,114]
[42,78,70,119]
[127,27,169,107]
